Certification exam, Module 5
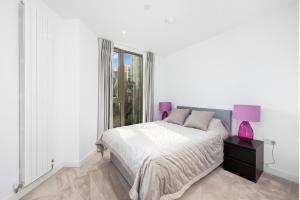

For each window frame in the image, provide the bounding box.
[113,48,143,127]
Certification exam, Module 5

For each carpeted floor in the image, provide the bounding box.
[22,151,299,200]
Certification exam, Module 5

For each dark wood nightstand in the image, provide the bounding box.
[223,136,264,183]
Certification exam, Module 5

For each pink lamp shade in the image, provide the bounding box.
[233,105,261,141]
[159,102,172,120]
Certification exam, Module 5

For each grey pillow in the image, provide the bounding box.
[184,110,215,131]
[167,109,191,125]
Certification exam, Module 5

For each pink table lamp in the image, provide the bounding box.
[159,102,172,120]
[233,105,261,141]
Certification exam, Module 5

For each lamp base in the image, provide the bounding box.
[161,111,168,120]
[238,121,254,141]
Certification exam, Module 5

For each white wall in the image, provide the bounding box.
[0,0,19,199]
[61,19,81,164]
[52,18,99,164]
[79,22,98,160]
[0,0,82,198]
[0,0,99,198]
[51,18,98,165]
[155,4,299,182]
[51,9,67,169]
[153,55,167,120]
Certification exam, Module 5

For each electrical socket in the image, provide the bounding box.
[264,138,276,145]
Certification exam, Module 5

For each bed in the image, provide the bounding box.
[98,106,232,200]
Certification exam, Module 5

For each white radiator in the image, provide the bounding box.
[19,0,54,187]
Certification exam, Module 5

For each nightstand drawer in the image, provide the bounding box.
[223,157,256,182]
[224,143,256,165]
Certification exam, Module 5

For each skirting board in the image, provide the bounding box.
[8,149,97,200]
[264,165,299,183]
[6,151,298,199]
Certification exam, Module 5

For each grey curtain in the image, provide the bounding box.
[97,38,114,140]
[144,52,154,122]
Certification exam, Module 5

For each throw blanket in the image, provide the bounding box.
[100,120,228,200]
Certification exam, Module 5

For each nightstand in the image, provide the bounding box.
[223,136,264,182]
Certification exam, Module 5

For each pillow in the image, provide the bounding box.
[208,118,230,132]
[167,109,191,125]
[207,118,222,130]
[184,110,215,131]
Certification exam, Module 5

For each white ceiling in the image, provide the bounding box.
[42,0,296,55]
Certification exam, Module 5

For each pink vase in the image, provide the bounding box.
[238,121,253,141]
[161,111,168,120]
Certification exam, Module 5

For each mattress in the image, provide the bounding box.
[110,152,134,186]
[100,119,228,200]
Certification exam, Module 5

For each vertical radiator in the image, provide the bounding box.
[19,0,54,189]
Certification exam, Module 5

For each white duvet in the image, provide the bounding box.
[100,119,228,200]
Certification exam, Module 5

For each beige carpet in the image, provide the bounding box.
[22,151,298,200]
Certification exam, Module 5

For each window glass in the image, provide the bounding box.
[112,51,119,98]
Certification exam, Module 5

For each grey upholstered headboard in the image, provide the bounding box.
[177,106,232,132]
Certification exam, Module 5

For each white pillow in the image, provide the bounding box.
[184,110,215,131]
[166,109,191,125]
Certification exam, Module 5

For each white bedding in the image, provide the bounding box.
[100,119,229,200]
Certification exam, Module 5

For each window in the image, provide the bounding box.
[112,48,143,127]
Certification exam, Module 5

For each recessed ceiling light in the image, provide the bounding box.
[144,4,151,10]
[165,17,175,24]
[121,30,126,35]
